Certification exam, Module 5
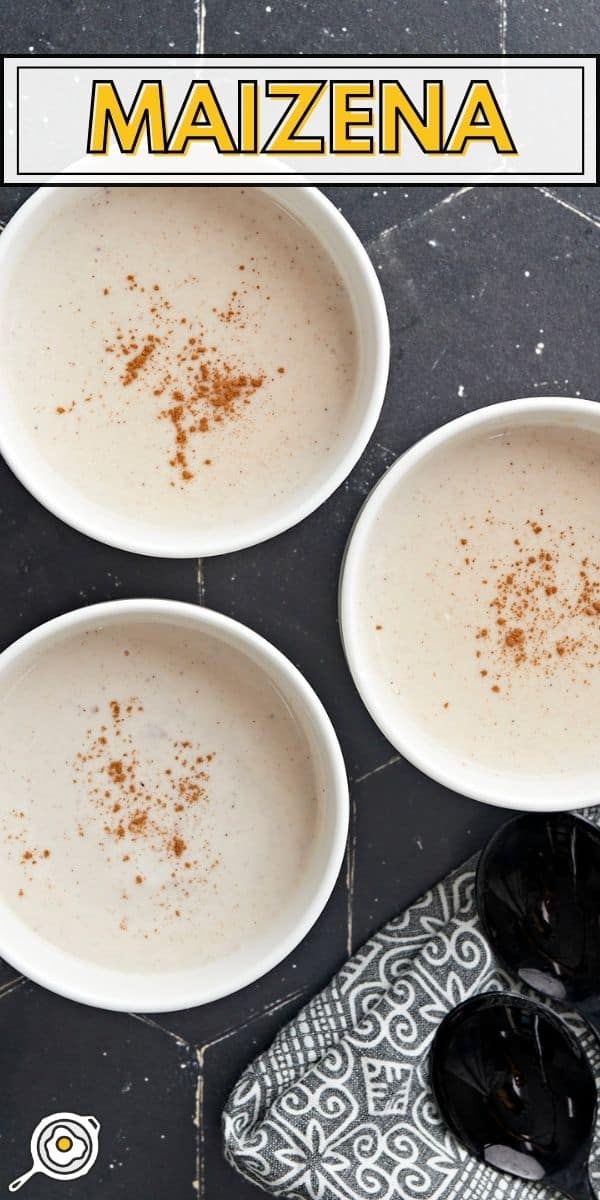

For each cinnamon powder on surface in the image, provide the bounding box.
[71,695,220,921]
[455,513,600,693]
[60,270,281,484]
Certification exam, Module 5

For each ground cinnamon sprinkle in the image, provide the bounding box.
[19,847,50,867]
[121,334,158,386]
[155,358,266,480]
[456,513,600,692]
[71,695,217,905]
[64,271,282,484]
[108,759,125,784]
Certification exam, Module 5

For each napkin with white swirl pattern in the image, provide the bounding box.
[223,809,600,1200]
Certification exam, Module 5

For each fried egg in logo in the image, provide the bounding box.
[41,1123,89,1169]
[9,1112,101,1192]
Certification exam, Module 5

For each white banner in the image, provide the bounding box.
[3,56,596,184]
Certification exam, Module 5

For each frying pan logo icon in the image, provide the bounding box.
[8,1112,101,1192]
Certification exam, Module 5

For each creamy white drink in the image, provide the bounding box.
[355,424,600,777]
[0,619,319,972]
[0,186,357,538]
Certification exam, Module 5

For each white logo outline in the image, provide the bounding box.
[9,1111,101,1192]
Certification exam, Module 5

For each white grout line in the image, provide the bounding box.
[196,559,206,604]
[194,0,207,55]
[0,974,24,1000]
[202,987,305,1054]
[353,753,403,785]
[498,0,508,53]
[536,186,600,231]
[194,1047,204,1197]
[128,1010,192,1049]
[369,186,475,248]
[345,800,357,957]
[430,343,450,373]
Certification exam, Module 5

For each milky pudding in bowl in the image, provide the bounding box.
[340,399,600,811]
[0,185,388,556]
[0,601,348,1010]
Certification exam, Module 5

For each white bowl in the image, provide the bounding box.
[340,397,600,813]
[0,599,348,1011]
[0,184,389,558]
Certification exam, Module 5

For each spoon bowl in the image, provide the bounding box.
[477,813,600,1030]
[431,993,597,1200]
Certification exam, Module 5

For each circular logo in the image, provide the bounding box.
[9,1112,101,1192]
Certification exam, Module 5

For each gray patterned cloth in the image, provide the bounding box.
[223,809,600,1200]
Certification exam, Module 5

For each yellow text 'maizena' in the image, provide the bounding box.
[87,78,517,157]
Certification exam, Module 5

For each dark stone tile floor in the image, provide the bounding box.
[1,2,599,1194]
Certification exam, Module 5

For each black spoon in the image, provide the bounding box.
[477,813,600,1036]
[431,993,597,1200]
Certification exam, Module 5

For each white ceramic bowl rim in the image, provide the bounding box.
[0,181,390,558]
[0,599,349,1011]
[340,397,600,813]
